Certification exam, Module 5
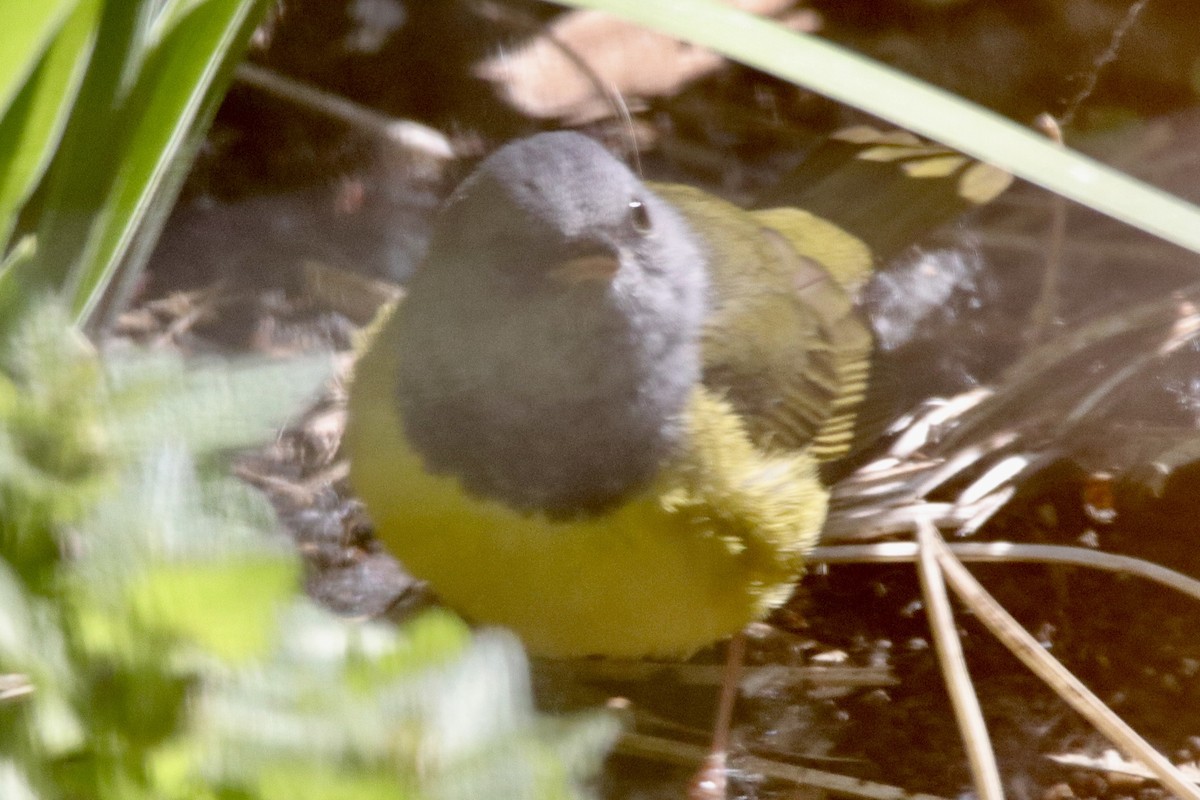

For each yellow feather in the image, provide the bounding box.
[346,304,825,658]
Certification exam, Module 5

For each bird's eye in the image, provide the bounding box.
[628,198,652,234]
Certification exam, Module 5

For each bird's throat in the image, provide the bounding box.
[392,298,699,520]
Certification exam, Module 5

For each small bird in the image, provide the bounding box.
[345,131,876,660]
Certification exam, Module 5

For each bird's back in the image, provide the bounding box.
[651,182,875,461]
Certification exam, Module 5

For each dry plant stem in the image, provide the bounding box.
[1028,114,1067,344]
[0,674,33,702]
[1058,0,1150,130]
[944,229,1186,267]
[918,521,1200,800]
[1025,0,1148,343]
[541,659,896,688]
[689,631,746,800]
[620,732,953,800]
[234,63,453,160]
[822,495,1012,542]
[914,520,1004,800]
[711,631,745,757]
[812,541,1200,604]
[1048,750,1200,782]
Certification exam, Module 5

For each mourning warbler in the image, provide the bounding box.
[345,131,873,658]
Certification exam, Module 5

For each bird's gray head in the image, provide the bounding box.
[394,132,709,518]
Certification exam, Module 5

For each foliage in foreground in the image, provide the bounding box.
[0,298,618,799]
[0,0,271,325]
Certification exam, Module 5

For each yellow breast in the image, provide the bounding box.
[346,307,826,658]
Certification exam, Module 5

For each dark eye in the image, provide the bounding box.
[628,198,652,234]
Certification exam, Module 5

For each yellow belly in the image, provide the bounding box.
[345,309,826,658]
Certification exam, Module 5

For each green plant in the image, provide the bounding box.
[0,0,269,325]
[0,298,618,799]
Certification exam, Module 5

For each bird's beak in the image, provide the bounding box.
[547,253,620,285]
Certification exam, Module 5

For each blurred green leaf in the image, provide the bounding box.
[198,609,621,800]
[0,299,110,570]
[64,0,269,321]
[0,1,79,118]
[0,559,58,677]
[0,557,83,758]
[128,558,297,662]
[16,0,269,325]
[0,237,37,332]
[11,0,147,298]
[103,353,332,459]
[257,765,416,800]
[0,298,346,797]
[344,609,470,692]
[0,760,38,800]
[0,0,100,249]
[68,446,300,662]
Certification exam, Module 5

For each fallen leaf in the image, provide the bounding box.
[476,1,819,123]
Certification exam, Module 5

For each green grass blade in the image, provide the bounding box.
[558,0,1200,256]
[64,0,269,324]
[25,0,157,297]
[0,237,37,335]
[0,0,80,118]
[20,0,265,324]
[0,0,102,249]
[88,0,272,330]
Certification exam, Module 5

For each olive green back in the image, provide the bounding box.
[651,182,874,461]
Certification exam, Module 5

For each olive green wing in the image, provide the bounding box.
[651,182,873,461]
[756,125,1012,263]
[652,127,1011,463]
